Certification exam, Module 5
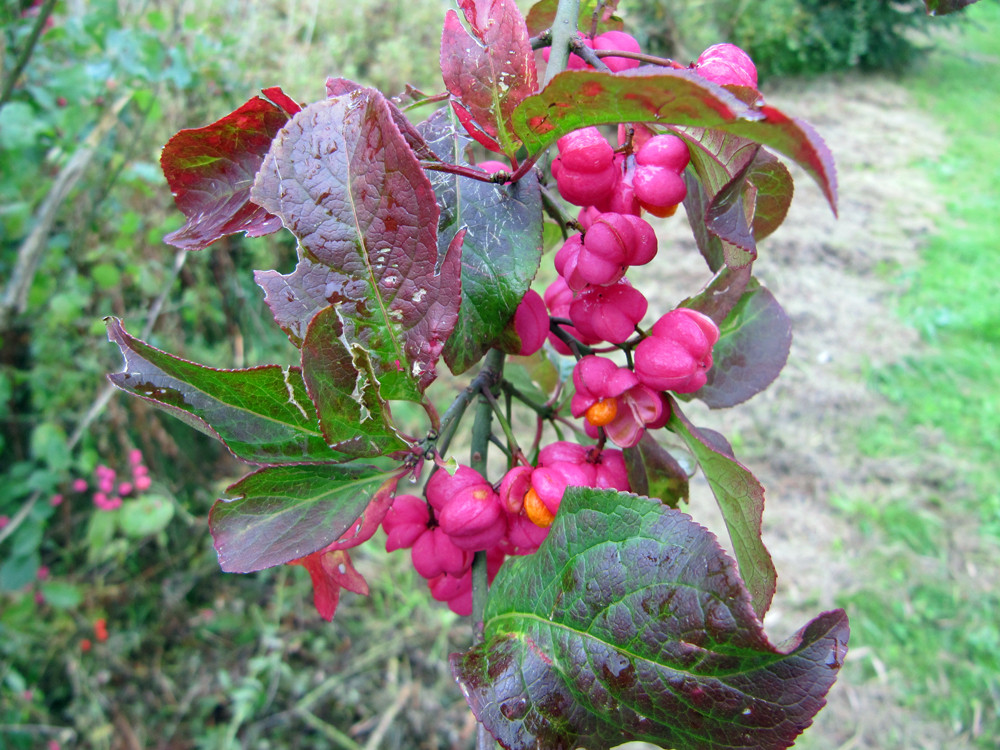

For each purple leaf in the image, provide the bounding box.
[161,94,293,251]
[697,281,793,409]
[924,0,978,14]
[104,317,348,465]
[623,431,689,508]
[667,398,777,617]
[682,264,753,324]
[452,488,848,750]
[747,149,793,241]
[440,0,538,156]
[300,306,409,456]
[209,464,402,573]
[251,90,462,400]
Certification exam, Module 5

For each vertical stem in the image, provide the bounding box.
[468,348,504,750]
[543,0,582,86]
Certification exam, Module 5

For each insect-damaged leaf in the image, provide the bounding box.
[667,398,776,617]
[209,464,402,573]
[695,280,792,409]
[418,108,543,374]
[251,90,461,400]
[104,317,349,465]
[452,488,848,750]
[300,306,408,456]
[440,0,538,157]
[161,92,296,251]
[524,0,623,36]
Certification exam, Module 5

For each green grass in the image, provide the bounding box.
[837,2,1000,743]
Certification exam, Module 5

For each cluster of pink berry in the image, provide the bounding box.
[377,37,759,616]
[70,449,152,511]
[382,442,629,615]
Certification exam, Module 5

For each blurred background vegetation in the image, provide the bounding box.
[1,0,996,748]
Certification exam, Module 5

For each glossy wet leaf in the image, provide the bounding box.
[440,0,538,156]
[209,464,401,573]
[697,281,792,409]
[452,488,848,750]
[667,399,777,617]
[161,94,292,251]
[105,318,348,465]
[418,108,543,373]
[252,89,461,400]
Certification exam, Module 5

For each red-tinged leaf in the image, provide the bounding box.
[251,91,461,400]
[696,280,792,409]
[623,431,689,508]
[161,95,290,251]
[290,548,367,621]
[714,105,837,215]
[924,0,978,14]
[667,398,776,617]
[512,68,756,156]
[418,108,544,373]
[104,317,348,465]
[209,464,403,573]
[525,0,623,36]
[452,488,849,750]
[300,306,409,456]
[325,77,439,162]
[261,86,302,115]
[440,0,538,156]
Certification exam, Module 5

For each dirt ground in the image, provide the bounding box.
[630,74,971,749]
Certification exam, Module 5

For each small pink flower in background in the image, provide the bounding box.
[134,474,152,491]
[0,515,9,529]
[129,449,143,465]
[72,478,88,492]
[37,566,50,581]
[48,740,61,750]
[49,494,63,507]
[118,482,133,496]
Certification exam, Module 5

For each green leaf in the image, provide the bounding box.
[666,399,776,617]
[119,495,175,538]
[452,487,848,750]
[300,307,408,456]
[418,108,543,374]
[29,421,71,473]
[209,464,402,573]
[40,581,84,610]
[251,90,462,399]
[105,317,350,465]
[696,281,792,409]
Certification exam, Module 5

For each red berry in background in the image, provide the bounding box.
[425,465,489,511]
[541,34,594,70]
[694,43,758,89]
[554,234,589,292]
[511,289,548,356]
[592,31,642,72]
[552,127,617,206]
[382,494,430,551]
[634,308,720,393]
[594,154,642,216]
[577,213,634,286]
[436,482,507,551]
[411,527,473,579]
[633,134,690,217]
[544,277,601,355]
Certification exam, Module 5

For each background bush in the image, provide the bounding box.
[626,0,942,78]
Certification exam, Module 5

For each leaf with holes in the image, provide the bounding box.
[161,92,297,251]
[418,108,543,374]
[696,280,792,409]
[299,306,408,456]
[210,464,403,573]
[104,317,348,465]
[667,398,776,617]
[441,0,538,157]
[452,487,848,750]
[251,89,461,400]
